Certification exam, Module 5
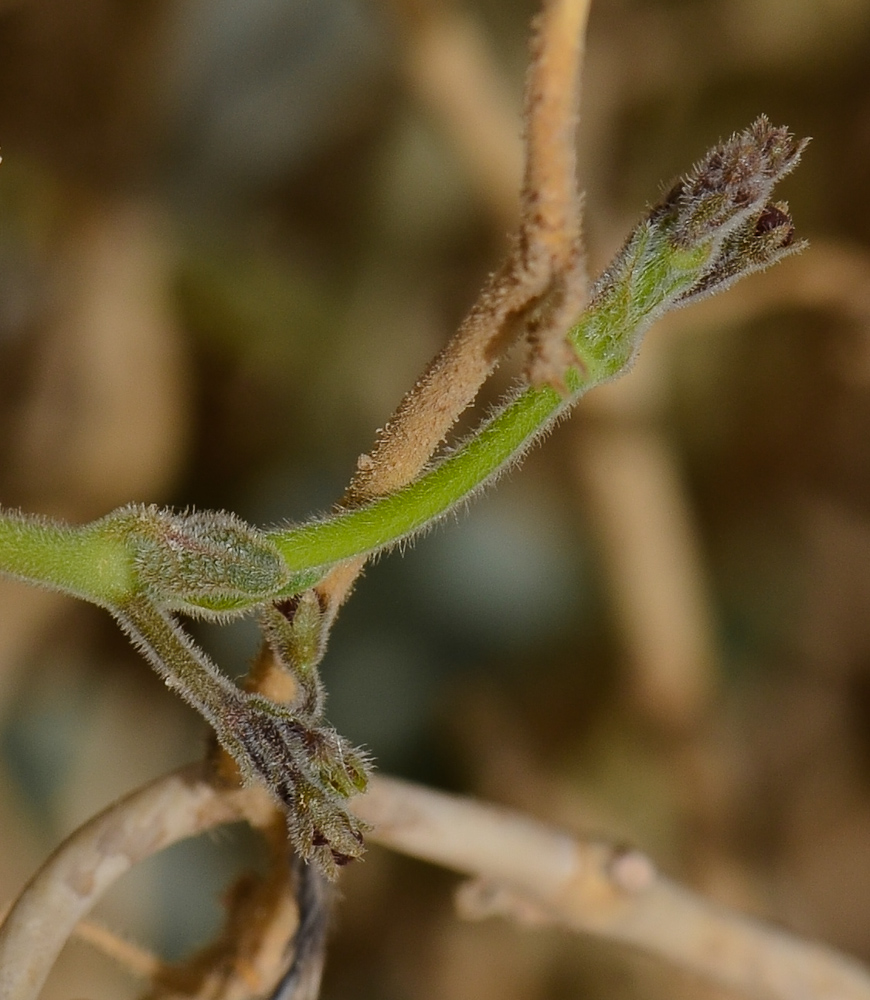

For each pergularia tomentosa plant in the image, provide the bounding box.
[0,117,806,876]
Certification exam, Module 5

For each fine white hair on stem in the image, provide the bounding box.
[315,0,592,614]
[3,764,870,1000]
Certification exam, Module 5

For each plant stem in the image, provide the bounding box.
[0,121,806,607]
[0,513,132,606]
[270,376,578,572]
[267,228,696,574]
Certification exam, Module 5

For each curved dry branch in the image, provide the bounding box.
[0,763,274,1000]
[357,777,870,1000]
[3,765,869,1000]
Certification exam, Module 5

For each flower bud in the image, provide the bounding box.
[570,117,808,380]
[112,505,293,617]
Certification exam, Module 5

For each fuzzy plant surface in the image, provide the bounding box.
[0,118,807,876]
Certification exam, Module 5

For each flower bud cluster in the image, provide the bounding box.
[571,117,808,380]
[216,690,370,878]
[659,116,806,253]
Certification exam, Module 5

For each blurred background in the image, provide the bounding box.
[2,0,870,996]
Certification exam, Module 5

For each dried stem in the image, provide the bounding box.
[318,0,590,611]
[522,0,588,273]
[73,921,164,980]
[0,762,273,1000]
[358,777,870,1000]
[3,765,869,1000]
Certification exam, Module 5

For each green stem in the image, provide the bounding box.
[113,593,237,722]
[0,513,132,607]
[0,117,805,606]
[270,378,578,572]
[268,228,721,576]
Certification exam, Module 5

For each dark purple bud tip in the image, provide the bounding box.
[676,198,803,307]
[665,116,808,249]
[331,849,360,868]
[754,204,795,244]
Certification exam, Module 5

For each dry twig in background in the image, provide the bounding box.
[387,0,523,226]
[3,765,870,1000]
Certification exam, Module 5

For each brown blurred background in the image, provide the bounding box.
[2,0,870,997]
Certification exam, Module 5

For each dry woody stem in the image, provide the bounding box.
[322,0,591,610]
[2,765,869,1000]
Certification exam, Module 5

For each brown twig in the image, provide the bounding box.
[0,763,273,1000]
[571,241,870,729]
[318,0,591,613]
[3,765,870,1000]
[249,21,592,982]
[72,920,165,980]
[574,409,717,729]
[357,777,870,1000]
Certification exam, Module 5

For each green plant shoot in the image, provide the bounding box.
[0,117,807,874]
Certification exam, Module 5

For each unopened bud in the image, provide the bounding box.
[111,505,292,617]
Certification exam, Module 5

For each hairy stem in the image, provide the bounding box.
[0,511,132,606]
[113,594,238,723]
[272,382,569,571]
[0,121,805,614]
